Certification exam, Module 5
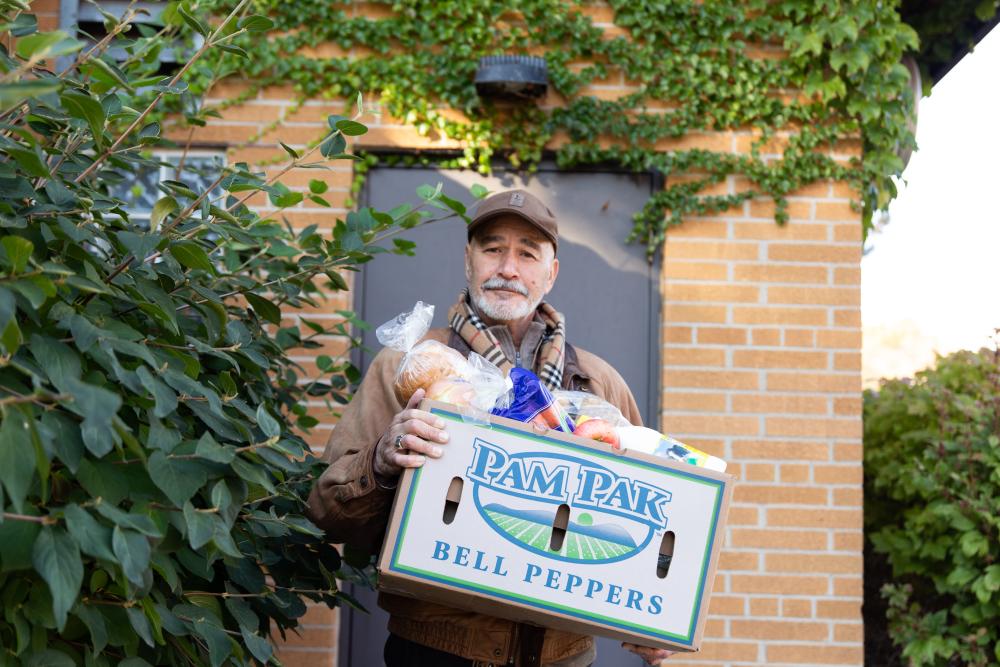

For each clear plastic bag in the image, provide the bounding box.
[552,390,630,428]
[376,302,474,405]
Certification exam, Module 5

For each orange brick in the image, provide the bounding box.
[291,102,350,124]
[719,551,760,570]
[733,263,828,284]
[834,622,864,642]
[831,181,861,198]
[782,598,813,617]
[680,438,726,457]
[768,243,861,263]
[300,604,337,626]
[733,306,827,326]
[744,463,776,482]
[766,372,859,392]
[215,103,286,124]
[666,415,760,436]
[665,304,728,323]
[833,442,862,461]
[817,330,862,348]
[781,464,811,483]
[731,439,829,461]
[834,308,861,327]
[666,283,760,303]
[768,508,860,529]
[745,200,813,221]
[734,220,825,240]
[752,328,781,345]
[834,267,861,284]
[817,600,863,619]
[735,485,827,505]
[766,645,862,664]
[664,370,759,390]
[709,595,746,616]
[697,327,748,345]
[731,619,828,641]
[302,427,333,449]
[664,326,693,343]
[728,507,760,526]
[731,394,827,414]
[768,286,859,306]
[749,598,779,616]
[664,240,760,261]
[814,465,863,485]
[656,132,735,153]
[663,261,729,280]
[663,347,727,366]
[765,417,862,439]
[766,553,862,574]
[834,530,863,551]
[734,349,828,369]
[783,329,815,347]
[731,575,828,596]
[835,351,861,370]
[278,625,338,648]
[664,220,729,239]
[685,641,760,662]
[272,167,353,190]
[833,397,861,416]
[833,487,863,506]
[663,391,727,412]
[834,576,863,597]
[834,224,862,242]
[814,201,858,222]
[730,528,827,550]
[703,618,727,637]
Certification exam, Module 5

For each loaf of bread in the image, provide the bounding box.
[393,340,473,405]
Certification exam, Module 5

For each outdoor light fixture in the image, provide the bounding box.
[474,55,548,100]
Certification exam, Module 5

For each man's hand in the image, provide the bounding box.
[373,388,450,479]
[623,642,675,666]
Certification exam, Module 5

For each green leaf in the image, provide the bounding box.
[279,141,299,159]
[194,432,235,463]
[1,236,34,273]
[64,505,115,562]
[148,451,209,508]
[23,649,75,667]
[0,407,36,513]
[335,119,367,136]
[245,292,281,325]
[241,629,273,663]
[182,502,215,550]
[32,526,83,631]
[170,241,216,273]
[0,80,62,110]
[111,526,151,587]
[309,178,328,194]
[150,196,178,229]
[319,132,347,158]
[0,508,41,571]
[470,183,489,199]
[61,91,107,149]
[4,145,49,177]
[73,603,108,655]
[238,15,274,31]
[29,334,81,390]
[256,404,281,438]
[177,3,209,35]
[64,378,121,457]
[15,31,81,59]
[126,605,155,647]
[136,365,179,418]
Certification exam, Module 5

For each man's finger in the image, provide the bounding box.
[405,387,426,410]
[398,434,443,458]
[391,451,427,469]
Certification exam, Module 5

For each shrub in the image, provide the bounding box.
[864,344,1000,666]
[0,2,467,664]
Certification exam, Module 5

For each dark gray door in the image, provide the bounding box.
[339,164,658,667]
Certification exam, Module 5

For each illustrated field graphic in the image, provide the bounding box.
[483,503,639,562]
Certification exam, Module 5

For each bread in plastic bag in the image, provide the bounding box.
[376,302,473,405]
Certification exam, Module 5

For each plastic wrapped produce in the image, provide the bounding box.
[491,368,574,432]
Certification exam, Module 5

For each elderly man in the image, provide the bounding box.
[308,190,672,667]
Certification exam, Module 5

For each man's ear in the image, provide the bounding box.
[546,256,560,293]
[464,244,472,283]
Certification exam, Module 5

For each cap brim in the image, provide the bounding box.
[467,208,559,249]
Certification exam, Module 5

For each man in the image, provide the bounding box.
[308,190,673,666]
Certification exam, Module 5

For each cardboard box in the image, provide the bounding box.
[377,400,733,652]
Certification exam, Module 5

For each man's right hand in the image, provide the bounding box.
[373,388,450,479]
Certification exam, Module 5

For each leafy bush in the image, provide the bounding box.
[0,1,467,664]
[865,344,1000,666]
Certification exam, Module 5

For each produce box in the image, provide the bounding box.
[377,400,733,652]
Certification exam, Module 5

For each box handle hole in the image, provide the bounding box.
[656,531,676,579]
[442,476,464,524]
[549,503,570,552]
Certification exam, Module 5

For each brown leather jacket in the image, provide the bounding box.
[307,327,642,666]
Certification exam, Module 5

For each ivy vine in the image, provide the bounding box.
[179,0,920,258]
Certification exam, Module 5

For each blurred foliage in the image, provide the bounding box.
[0,0,469,663]
[865,343,1000,666]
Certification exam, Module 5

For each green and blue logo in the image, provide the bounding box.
[466,438,672,564]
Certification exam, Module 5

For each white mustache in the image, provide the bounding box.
[482,278,528,296]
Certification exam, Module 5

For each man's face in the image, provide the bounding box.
[465,216,559,324]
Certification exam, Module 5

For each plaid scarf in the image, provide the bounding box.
[448,289,566,391]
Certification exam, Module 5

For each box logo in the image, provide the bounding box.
[466,438,672,564]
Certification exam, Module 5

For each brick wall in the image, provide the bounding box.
[45,1,864,663]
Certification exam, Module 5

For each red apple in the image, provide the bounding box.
[573,418,621,449]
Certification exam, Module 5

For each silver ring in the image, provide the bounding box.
[394,434,405,450]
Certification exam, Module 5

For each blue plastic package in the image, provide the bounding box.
[490,368,574,432]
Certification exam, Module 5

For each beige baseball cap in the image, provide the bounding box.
[467,189,559,253]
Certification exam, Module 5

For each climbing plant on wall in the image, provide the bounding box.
[180,0,919,257]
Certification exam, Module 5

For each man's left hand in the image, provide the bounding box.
[622,642,674,665]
